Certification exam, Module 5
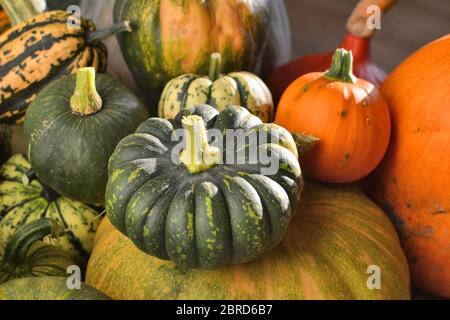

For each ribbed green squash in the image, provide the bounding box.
[159,53,274,122]
[0,218,75,284]
[106,104,302,268]
[87,181,411,300]
[113,0,292,111]
[24,68,149,205]
[0,277,110,300]
[0,154,101,262]
[0,10,130,124]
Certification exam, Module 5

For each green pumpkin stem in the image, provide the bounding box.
[87,21,132,45]
[291,132,320,157]
[180,115,221,174]
[209,53,222,81]
[0,0,45,25]
[70,67,103,116]
[0,219,65,280]
[324,48,357,84]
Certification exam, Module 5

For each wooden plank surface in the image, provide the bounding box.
[285,0,450,71]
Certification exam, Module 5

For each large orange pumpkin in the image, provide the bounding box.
[276,49,391,183]
[371,35,450,298]
[86,181,410,300]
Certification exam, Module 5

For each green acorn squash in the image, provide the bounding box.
[87,181,411,300]
[0,154,101,262]
[159,53,274,122]
[0,10,131,124]
[106,104,302,269]
[24,68,150,205]
[113,0,292,111]
[0,218,75,284]
[0,277,110,300]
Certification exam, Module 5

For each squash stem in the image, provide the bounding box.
[291,132,320,157]
[180,115,221,174]
[87,21,132,45]
[209,53,222,81]
[0,0,46,25]
[0,219,65,280]
[324,48,357,84]
[70,67,103,116]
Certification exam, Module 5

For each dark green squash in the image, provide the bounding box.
[0,277,110,300]
[0,10,131,124]
[106,104,302,269]
[0,154,101,262]
[24,68,150,205]
[113,0,292,111]
[0,218,75,284]
[159,53,274,122]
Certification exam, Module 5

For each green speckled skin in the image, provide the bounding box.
[23,73,150,205]
[0,277,110,300]
[106,105,302,269]
[113,0,291,112]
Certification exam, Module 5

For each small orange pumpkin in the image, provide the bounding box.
[371,35,450,298]
[276,48,391,183]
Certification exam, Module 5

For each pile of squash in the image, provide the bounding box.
[0,0,448,301]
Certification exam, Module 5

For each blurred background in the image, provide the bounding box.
[10,0,450,154]
[285,0,450,71]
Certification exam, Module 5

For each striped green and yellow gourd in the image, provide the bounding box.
[159,53,274,122]
[0,154,101,263]
[0,10,130,124]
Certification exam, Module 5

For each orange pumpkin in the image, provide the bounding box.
[275,48,391,183]
[371,35,450,298]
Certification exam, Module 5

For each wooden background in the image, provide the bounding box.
[285,0,450,71]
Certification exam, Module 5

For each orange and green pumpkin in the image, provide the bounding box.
[113,0,292,111]
[86,181,411,300]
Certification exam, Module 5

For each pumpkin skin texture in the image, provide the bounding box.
[24,68,149,205]
[158,53,274,122]
[87,181,411,300]
[106,104,302,269]
[371,35,450,298]
[113,0,292,111]
[276,49,391,183]
[0,277,110,300]
[0,219,75,284]
[0,154,101,263]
